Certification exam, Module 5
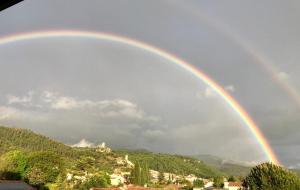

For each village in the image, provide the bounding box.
[65,143,242,190]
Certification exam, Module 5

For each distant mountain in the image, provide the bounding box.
[192,154,252,177]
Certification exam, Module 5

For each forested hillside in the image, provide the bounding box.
[0,126,74,156]
[116,150,224,178]
[0,126,224,177]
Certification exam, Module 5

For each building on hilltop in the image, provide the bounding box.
[96,142,112,153]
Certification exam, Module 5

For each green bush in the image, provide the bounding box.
[25,151,64,186]
[213,176,224,188]
[228,175,237,182]
[77,174,110,190]
[0,150,28,179]
[193,179,204,188]
[243,162,300,190]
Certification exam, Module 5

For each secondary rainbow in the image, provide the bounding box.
[0,30,280,165]
[169,1,300,108]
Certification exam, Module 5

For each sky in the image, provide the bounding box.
[0,0,300,167]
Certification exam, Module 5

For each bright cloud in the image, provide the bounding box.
[0,106,46,122]
[7,91,34,105]
[40,91,157,120]
[72,139,95,148]
[2,91,159,125]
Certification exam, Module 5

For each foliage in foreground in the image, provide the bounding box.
[243,162,300,190]
[0,150,64,189]
[74,174,111,190]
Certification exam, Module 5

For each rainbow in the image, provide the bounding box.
[0,30,280,164]
[169,1,300,108]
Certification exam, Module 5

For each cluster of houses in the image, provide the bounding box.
[96,144,243,190]
[107,154,242,190]
[62,150,242,190]
[0,143,241,190]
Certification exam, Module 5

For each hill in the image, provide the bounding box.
[0,126,74,156]
[116,150,225,178]
[0,126,223,178]
[192,154,252,177]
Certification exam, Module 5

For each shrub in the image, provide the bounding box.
[243,162,300,190]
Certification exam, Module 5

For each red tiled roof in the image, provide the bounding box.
[228,182,242,187]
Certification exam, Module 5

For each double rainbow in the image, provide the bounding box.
[0,30,280,165]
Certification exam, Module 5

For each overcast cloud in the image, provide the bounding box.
[0,0,299,167]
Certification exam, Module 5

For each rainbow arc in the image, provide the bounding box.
[0,30,280,165]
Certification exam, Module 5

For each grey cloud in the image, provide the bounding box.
[0,0,299,166]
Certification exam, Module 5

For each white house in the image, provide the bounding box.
[203,179,213,188]
[185,174,198,184]
[110,173,126,186]
[96,142,112,153]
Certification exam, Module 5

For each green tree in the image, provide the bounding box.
[228,175,237,182]
[131,161,150,186]
[141,162,150,185]
[25,151,64,187]
[193,179,204,188]
[131,162,141,185]
[213,176,224,188]
[0,150,28,179]
[77,174,110,190]
[158,171,164,184]
[243,162,300,190]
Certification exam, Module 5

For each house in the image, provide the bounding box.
[223,182,242,190]
[96,142,112,153]
[0,180,36,190]
[116,155,134,168]
[149,170,159,183]
[184,174,198,184]
[110,173,126,186]
[203,179,213,188]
